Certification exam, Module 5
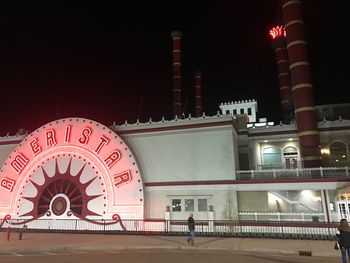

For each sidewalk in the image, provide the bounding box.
[0,232,339,258]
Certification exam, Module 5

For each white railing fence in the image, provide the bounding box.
[236,166,350,181]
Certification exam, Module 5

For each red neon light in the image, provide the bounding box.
[95,135,110,154]
[46,129,57,147]
[29,138,42,155]
[10,153,29,174]
[0,118,145,222]
[269,26,286,39]
[0,177,16,192]
[78,127,92,145]
[113,170,132,188]
[64,125,72,143]
[104,150,121,169]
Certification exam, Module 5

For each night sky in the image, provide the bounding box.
[0,1,349,135]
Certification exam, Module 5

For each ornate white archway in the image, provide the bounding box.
[0,118,144,228]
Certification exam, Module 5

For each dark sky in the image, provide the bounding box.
[0,1,349,135]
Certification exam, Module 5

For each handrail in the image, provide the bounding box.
[236,166,350,181]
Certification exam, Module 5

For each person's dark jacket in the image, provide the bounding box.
[188,217,195,231]
[337,229,350,248]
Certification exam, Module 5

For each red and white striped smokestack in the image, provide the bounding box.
[194,71,203,117]
[171,30,183,117]
[281,0,321,167]
[269,26,294,123]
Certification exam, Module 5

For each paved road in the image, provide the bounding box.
[0,249,339,263]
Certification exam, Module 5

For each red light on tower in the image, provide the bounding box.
[269,26,286,39]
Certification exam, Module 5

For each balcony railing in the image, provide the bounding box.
[236,166,350,181]
[0,218,338,240]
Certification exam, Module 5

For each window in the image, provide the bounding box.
[330,142,347,162]
[225,110,230,115]
[185,199,194,211]
[283,146,298,169]
[172,199,181,212]
[240,108,244,114]
[263,147,282,166]
[247,107,252,115]
[233,109,237,115]
[198,199,208,211]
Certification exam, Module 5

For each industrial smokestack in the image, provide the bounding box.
[269,25,294,124]
[194,71,203,117]
[171,30,183,117]
[281,0,321,167]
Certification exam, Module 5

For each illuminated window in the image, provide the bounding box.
[283,146,298,169]
[185,199,194,212]
[263,147,282,166]
[330,142,347,162]
[172,199,181,212]
[198,199,208,211]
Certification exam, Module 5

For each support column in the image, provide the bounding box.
[171,31,183,118]
[281,0,321,167]
[194,71,203,117]
[269,26,294,124]
[321,189,331,223]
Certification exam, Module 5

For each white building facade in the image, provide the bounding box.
[0,102,349,227]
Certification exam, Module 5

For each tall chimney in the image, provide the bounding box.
[280,0,321,167]
[269,26,294,124]
[171,30,183,117]
[194,71,203,117]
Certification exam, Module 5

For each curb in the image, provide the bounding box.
[0,245,340,257]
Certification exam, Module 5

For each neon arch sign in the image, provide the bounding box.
[0,118,144,228]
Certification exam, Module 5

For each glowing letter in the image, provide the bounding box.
[46,129,57,147]
[104,150,121,169]
[10,153,29,175]
[94,135,110,154]
[64,125,72,143]
[113,170,132,188]
[29,138,42,155]
[0,177,16,192]
[78,127,92,145]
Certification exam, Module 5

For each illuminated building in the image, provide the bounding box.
[0,0,350,229]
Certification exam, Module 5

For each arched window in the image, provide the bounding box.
[283,146,298,169]
[329,142,347,162]
[263,147,282,166]
[283,146,298,156]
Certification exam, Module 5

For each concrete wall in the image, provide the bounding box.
[237,191,269,212]
[0,144,17,166]
[237,190,322,213]
[120,125,237,183]
[145,185,238,220]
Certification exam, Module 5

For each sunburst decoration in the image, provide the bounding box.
[21,158,100,219]
[10,158,125,229]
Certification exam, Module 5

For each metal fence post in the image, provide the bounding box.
[6,225,11,241]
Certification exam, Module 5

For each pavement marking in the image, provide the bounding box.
[41,252,57,255]
[10,253,24,256]
[70,251,89,254]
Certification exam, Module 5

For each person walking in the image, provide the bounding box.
[186,213,195,246]
[337,218,350,263]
